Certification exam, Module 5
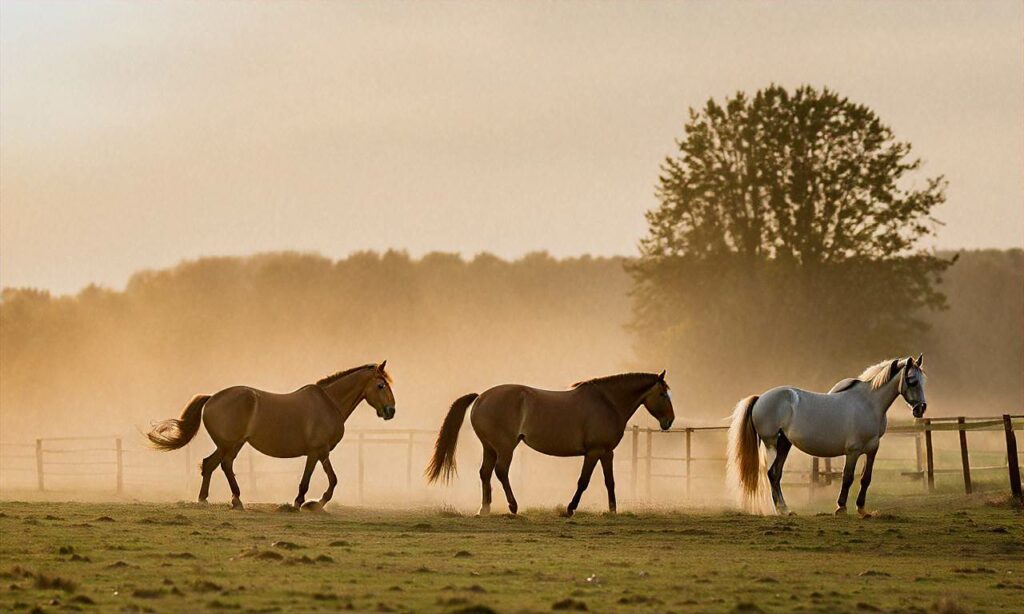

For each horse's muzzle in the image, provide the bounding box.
[659,418,674,431]
[912,403,926,418]
[380,406,396,421]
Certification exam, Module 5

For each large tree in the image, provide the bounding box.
[632,85,950,406]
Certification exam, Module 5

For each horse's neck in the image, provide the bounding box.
[866,374,901,420]
[321,373,369,421]
[593,378,653,426]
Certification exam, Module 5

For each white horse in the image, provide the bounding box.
[727,355,927,517]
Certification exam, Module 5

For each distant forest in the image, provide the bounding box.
[0,249,1020,440]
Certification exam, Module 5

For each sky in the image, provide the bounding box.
[1,1,1021,295]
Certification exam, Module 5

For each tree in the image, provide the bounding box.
[631,85,951,407]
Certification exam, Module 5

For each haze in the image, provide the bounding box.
[2,1,1022,295]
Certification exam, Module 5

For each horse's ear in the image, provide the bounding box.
[906,355,915,368]
[658,370,666,381]
[378,360,387,372]
[888,359,901,378]
[916,353,924,367]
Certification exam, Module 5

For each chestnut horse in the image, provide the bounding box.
[148,362,395,510]
[426,371,674,516]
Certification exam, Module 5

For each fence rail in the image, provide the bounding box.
[1,416,1020,503]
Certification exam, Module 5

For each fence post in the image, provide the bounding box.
[630,425,638,500]
[35,439,44,492]
[1004,414,1021,500]
[643,429,651,501]
[357,433,365,504]
[406,431,414,492]
[685,428,692,498]
[915,431,925,490]
[115,437,124,495]
[957,417,972,495]
[810,457,820,500]
[247,451,257,500]
[924,418,935,493]
[824,457,833,486]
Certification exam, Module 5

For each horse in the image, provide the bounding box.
[425,371,675,516]
[727,355,927,517]
[147,362,396,510]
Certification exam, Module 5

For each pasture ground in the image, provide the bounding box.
[0,495,1021,613]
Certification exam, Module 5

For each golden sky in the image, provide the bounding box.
[2,1,1021,294]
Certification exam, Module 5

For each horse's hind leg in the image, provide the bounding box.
[478,446,497,516]
[769,433,793,515]
[494,450,518,515]
[220,443,245,510]
[198,449,224,504]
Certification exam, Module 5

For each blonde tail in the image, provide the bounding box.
[726,395,771,513]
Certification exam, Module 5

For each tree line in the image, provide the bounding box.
[0,248,1019,441]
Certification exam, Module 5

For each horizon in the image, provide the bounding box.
[3,245,1020,298]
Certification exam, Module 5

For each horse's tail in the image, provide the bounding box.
[727,395,765,511]
[425,393,479,484]
[147,394,211,451]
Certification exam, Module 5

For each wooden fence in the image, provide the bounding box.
[629,414,1023,500]
[1,415,1021,503]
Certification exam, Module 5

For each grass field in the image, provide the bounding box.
[1,495,1021,613]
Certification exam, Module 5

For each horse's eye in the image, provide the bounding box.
[377,383,386,390]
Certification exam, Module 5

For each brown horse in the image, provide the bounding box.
[426,371,674,516]
[147,362,396,510]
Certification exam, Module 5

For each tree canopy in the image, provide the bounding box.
[642,84,946,264]
[632,85,952,406]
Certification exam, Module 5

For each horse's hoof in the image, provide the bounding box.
[475,508,490,517]
[562,508,576,518]
[230,498,244,510]
[196,499,209,506]
[834,506,848,516]
[301,501,324,512]
[857,508,873,519]
[786,510,797,517]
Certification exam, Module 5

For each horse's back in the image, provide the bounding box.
[471,384,613,457]
[204,385,342,457]
[754,385,880,457]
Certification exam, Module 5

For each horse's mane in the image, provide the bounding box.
[572,372,665,389]
[831,358,902,393]
[316,364,391,387]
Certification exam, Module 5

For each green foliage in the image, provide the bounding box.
[642,84,947,263]
[633,85,952,405]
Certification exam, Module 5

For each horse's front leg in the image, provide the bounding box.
[855,450,878,518]
[302,455,337,512]
[565,450,601,517]
[293,454,319,509]
[835,452,861,515]
[600,450,616,513]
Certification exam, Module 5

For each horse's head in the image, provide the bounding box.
[899,354,927,418]
[364,360,396,421]
[642,371,675,431]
